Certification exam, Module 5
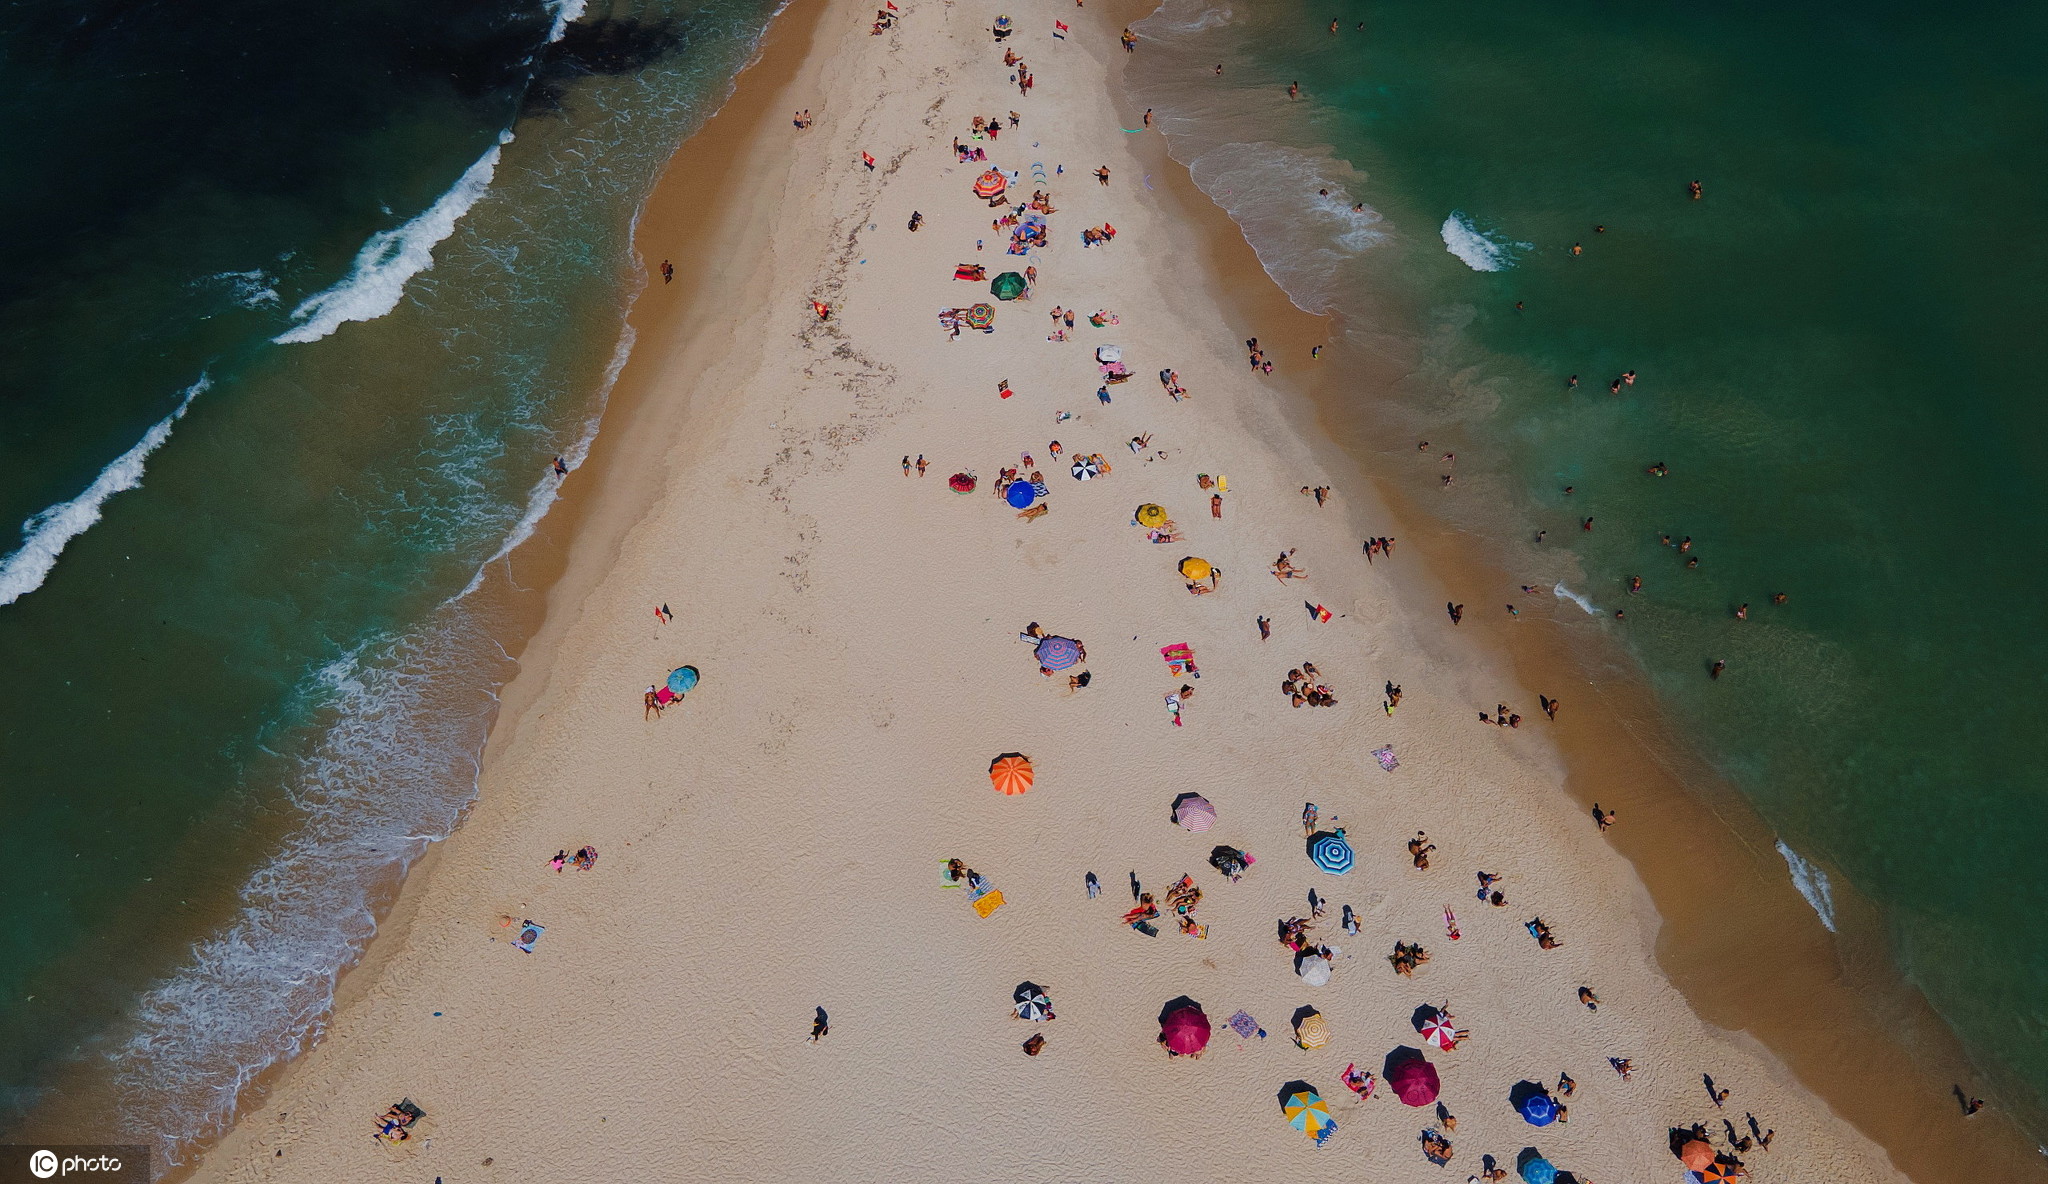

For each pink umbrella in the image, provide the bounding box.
[1386,1053,1441,1106]
[1174,795,1217,832]
[1420,1015,1458,1050]
[1161,1005,1211,1055]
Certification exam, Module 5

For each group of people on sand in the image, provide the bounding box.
[1389,939,1432,976]
[1244,337,1274,374]
[1282,662,1337,709]
[1271,549,1308,582]
[544,846,598,873]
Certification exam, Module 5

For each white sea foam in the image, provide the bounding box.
[1551,582,1600,616]
[1155,4,1232,32]
[1440,211,1528,272]
[0,375,209,608]
[1184,141,1387,314]
[1777,840,1838,932]
[108,621,502,1169]
[544,0,588,44]
[457,324,636,598]
[273,132,513,345]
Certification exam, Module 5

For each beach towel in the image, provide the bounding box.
[972,888,1006,917]
[1227,1010,1260,1039]
[1374,745,1399,771]
[513,920,544,953]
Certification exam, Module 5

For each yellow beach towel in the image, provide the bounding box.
[972,889,1006,917]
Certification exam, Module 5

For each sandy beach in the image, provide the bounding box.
[185,1,1937,1180]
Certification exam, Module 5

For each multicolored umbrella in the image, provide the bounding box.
[973,169,1008,199]
[963,303,996,329]
[1013,981,1052,1022]
[1695,1163,1743,1184]
[948,472,977,494]
[1160,1004,1210,1055]
[990,271,1028,301]
[1178,556,1212,580]
[1034,636,1081,671]
[1135,503,1168,528]
[665,665,699,694]
[1308,831,1354,875]
[1386,1054,1440,1106]
[1006,481,1037,509]
[989,752,1034,795]
[1174,794,1217,831]
[1281,1086,1335,1145]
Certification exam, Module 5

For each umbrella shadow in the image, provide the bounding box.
[1383,1043,1427,1075]
[1410,1002,1443,1030]
[1291,1004,1322,1030]
[1276,1079,1318,1109]
[1508,1079,1551,1108]
[1157,995,1202,1024]
[1168,791,1205,825]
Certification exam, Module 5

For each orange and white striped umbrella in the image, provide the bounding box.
[989,753,1034,795]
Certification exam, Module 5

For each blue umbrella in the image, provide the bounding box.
[1517,1150,1557,1184]
[1308,832,1354,875]
[1006,481,1037,508]
[1034,636,1082,671]
[1519,1093,1557,1126]
[666,666,700,695]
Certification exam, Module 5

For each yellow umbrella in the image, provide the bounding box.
[1283,1087,1335,1144]
[1294,1010,1330,1049]
[1178,556,1212,581]
[1135,503,1168,528]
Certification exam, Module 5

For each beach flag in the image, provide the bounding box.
[1053,19,1068,37]
[886,1,897,8]
[862,151,875,169]
[1306,601,1332,623]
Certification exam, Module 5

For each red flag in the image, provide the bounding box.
[861,152,875,168]
[1055,19,1068,29]
[886,1,897,9]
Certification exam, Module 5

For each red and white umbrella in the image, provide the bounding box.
[1175,795,1217,832]
[1420,1014,1458,1050]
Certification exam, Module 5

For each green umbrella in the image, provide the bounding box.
[991,272,1028,301]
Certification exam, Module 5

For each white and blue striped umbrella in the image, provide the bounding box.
[1309,832,1354,875]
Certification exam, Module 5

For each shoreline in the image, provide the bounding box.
[1112,9,2048,1174]
[178,0,1987,1180]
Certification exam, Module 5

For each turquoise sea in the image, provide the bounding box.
[0,0,777,1165]
[1132,0,2048,1141]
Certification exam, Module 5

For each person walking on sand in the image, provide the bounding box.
[1577,986,1599,1011]
[644,685,662,720]
[1211,493,1223,518]
[661,259,674,283]
[809,1006,829,1042]
[1593,804,1615,831]
[1086,871,1100,898]
[916,454,927,476]
[1447,602,1463,625]
[902,455,912,476]
[1257,614,1271,641]
[1094,165,1111,186]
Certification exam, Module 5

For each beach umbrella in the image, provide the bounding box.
[1135,503,1169,528]
[1298,955,1331,987]
[1070,456,1101,480]
[1385,1053,1440,1106]
[1013,981,1052,1022]
[1174,794,1216,831]
[1519,1092,1558,1126]
[1677,1140,1716,1173]
[1178,556,1212,580]
[1308,831,1354,875]
[1517,1155,1557,1184]
[1033,635,1082,671]
[1420,1014,1458,1050]
[1280,1085,1335,1145]
[973,169,1008,199]
[1696,1163,1742,1184]
[665,665,699,695]
[1293,1010,1330,1049]
[989,752,1034,795]
[963,303,996,329]
[991,271,1028,300]
[948,472,976,494]
[1005,481,1037,509]
[1160,1004,1210,1055]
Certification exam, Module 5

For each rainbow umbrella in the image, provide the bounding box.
[1034,636,1081,671]
[963,303,996,329]
[1281,1085,1335,1145]
[973,169,1008,199]
[989,752,1034,795]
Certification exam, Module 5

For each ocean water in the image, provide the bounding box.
[0,0,778,1165]
[1132,0,2048,1134]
